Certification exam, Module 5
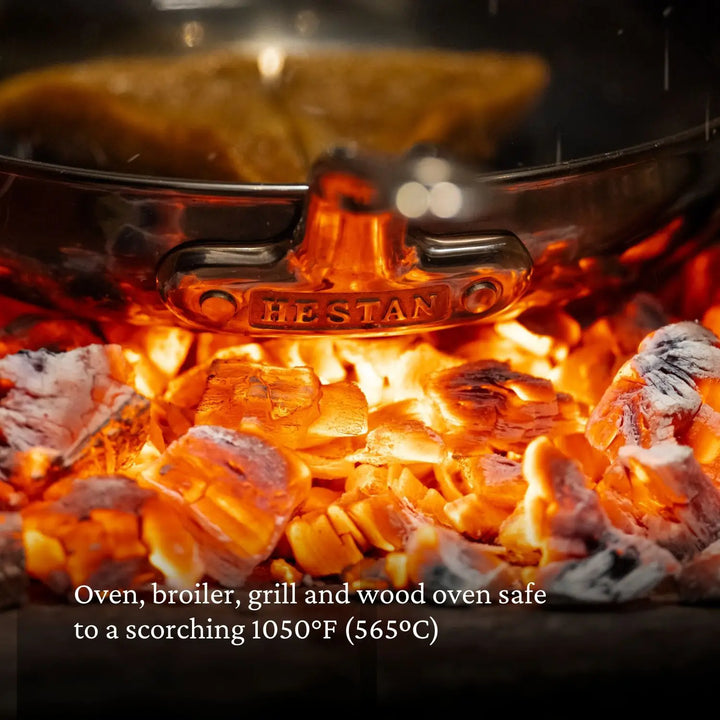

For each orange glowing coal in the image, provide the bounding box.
[2,246,720,606]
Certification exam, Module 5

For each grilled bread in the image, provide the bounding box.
[0,47,548,183]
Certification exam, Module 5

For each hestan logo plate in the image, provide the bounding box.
[248,286,451,331]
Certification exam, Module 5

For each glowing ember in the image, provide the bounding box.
[2,248,720,606]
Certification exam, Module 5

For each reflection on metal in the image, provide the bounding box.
[395,157,468,220]
[182,21,205,48]
[157,150,533,335]
[257,45,286,81]
[153,0,246,10]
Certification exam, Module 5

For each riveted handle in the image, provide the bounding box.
[156,150,533,335]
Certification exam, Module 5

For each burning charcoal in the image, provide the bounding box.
[0,345,150,481]
[269,557,304,585]
[293,448,357,481]
[555,294,668,407]
[703,304,720,338]
[386,465,449,526]
[495,308,581,363]
[405,524,519,597]
[520,436,609,563]
[287,466,430,576]
[103,324,194,398]
[286,511,364,577]
[145,426,311,586]
[0,513,25,608]
[158,364,213,445]
[264,338,346,384]
[335,338,459,408]
[553,335,618,409]
[586,321,720,456]
[0,481,24,511]
[102,324,193,378]
[4,447,64,504]
[443,454,525,541]
[342,524,518,595]
[504,437,679,603]
[342,555,399,591]
[298,486,343,514]
[342,550,420,592]
[156,342,275,448]
[605,293,669,355]
[348,419,445,465]
[21,475,154,595]
[195,336,268,366]
[535,533,679,605]
[426,360,581,454]
[597,443,720,560]
[0,314,100,359]
[341,494,417,552]
[140,496,204,590]
[661,243,720,320]
[195,359,322,448]
[302,381,368,446]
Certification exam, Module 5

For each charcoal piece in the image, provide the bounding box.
[145,426,311,587]
[537,533,679,604]
[49,475,153,517]
[0,344,149,480]
[0,314,100,359]
[405,525,519,598]
[587,321,720,455]
[426,359,579,453]
[522,436,609,564]
[22,476,155,595]
[195,359,322,448]
[512,437,679,603]
[611,443,720,560]
[606,292,669,355]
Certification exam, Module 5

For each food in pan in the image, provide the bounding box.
[0,47,549,182]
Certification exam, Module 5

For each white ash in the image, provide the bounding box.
[522,439,680,603]
[427,360,566,449]
[523,438,608,561]
[592,322,720,447]
[476,454,522,484]
[537,532,679,604]
[0,344,149,478]
[615,443,720,560]
[50,476,153,518]
[406,526,520,600]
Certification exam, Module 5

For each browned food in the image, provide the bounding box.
[0,47,549,182]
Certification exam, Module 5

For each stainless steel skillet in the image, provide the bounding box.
[0,0,718,335]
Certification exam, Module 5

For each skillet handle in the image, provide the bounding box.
[156,149,533,336]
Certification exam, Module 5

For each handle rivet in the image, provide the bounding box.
[463,281,498,314]
[200,290,238,324]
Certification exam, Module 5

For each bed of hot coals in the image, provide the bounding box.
[2,246,720,609]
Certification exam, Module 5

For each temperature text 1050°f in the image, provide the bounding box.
[251,619,338,640]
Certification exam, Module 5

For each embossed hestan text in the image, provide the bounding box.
[248,286,450,330]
